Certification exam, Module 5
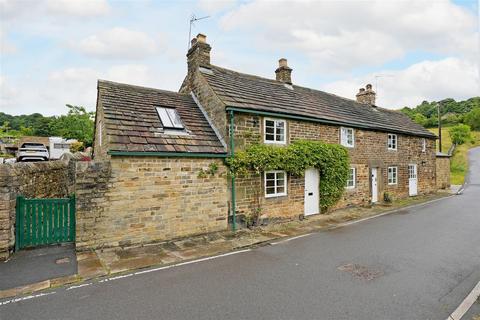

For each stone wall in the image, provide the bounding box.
[229,113,437,218]
[75,157,228,251]
[436,155,451,189]
[0,160,75,260]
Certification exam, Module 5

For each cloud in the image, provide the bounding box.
[322,58,480,108]
[0,30,17,54]
[198,0,237,14]
[220,0,478,72]
[74,27,160,59]
[0,76,17,107]
[46,0,110,17]
[0,64,158,116]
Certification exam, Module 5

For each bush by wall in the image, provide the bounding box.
[226,140,350,210]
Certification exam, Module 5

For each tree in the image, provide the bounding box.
[413,113,427,126]
[464,108,480,130]
[50,105,95,146]
[449,124,472,145]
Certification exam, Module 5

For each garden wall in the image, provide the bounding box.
[75,157,229,251]
[0,160,75,260]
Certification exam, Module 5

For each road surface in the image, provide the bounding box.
[1,147,479,320]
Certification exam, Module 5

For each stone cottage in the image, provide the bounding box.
[87,81,228,249]
[92,33,438,241]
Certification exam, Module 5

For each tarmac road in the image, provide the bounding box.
[1,147,479,320]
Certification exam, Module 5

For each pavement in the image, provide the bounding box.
[0,148,478,319]
[0,243,77,290]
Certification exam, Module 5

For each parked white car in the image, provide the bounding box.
[16,143,49,162]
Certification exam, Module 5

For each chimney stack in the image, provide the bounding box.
[181,33,211,92]
[275,58,292,84]
[356,84,376,105]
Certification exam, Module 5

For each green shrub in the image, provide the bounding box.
[464,107,480,130]
[449,124,472,145]
[226,140,350,210]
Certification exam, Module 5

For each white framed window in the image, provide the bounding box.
[388,166,398,185]
[264,170,287,197]
[422,138,426,152]
[387,134,397,150]
[264,118,286,144]
[346,167,356,189]
[340,127,355,148]
[156,107,184,129]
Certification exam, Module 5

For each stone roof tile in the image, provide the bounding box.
[98,80,226,155]
[202,65,436,138]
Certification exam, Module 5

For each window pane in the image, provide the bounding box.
[276,134,284,141]
[266,127,275,134]
[157,107,174,127]
[265,120,275,127]
[166,108,184,128]
[276,186,285,194]
[276,121,285,128]
[266,172,275,180]
[266,187,276,194]
[265,133,275,141]
[276,172,285,180]
[266,179,275,187]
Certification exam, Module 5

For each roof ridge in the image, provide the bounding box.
[98,79,191,98]
[209,65,374,108]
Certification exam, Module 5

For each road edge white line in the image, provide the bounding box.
[0,292,56,306]
[270,233,313,245]
[446,279,480,320]
[334,194,455,229]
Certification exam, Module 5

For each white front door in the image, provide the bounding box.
[409,164,418,196]
[304,168,320,216]
[371,168,378,203]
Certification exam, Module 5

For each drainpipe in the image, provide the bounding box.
[229,110,237,231]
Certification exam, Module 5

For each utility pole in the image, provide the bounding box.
[437,103,442,153]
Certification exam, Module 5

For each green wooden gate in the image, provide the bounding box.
[15,195,76,251]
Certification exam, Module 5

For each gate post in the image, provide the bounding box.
[69,194,76,242]
[15,196,23,252]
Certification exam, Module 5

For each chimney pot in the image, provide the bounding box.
[366,83,372,91]
[279,58,288,67]
[359,88,365,92]
[197,33,207,43]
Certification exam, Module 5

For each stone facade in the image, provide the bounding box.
[75,157,228,250]
[216,112,437,219]
[436,155,451,189]
[0,160,75,260]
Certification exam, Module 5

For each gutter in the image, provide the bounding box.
[229,110,237,232]
[107,151,228,158]
[225,106,437,139]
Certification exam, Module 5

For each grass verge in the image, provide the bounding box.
[428,127,480,185]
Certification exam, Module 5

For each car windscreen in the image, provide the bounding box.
[21,143,46,148]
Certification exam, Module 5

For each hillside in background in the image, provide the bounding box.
[401,97,480,129]
[0,105,94,146]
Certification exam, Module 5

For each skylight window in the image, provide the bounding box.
[156,107,184,129]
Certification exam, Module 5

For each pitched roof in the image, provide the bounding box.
[201,65,436,138]
[97,80,226,154]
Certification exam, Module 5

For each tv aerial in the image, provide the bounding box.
[188,14,210,49]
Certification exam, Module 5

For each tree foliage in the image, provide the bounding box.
[464,107,480,130]
[0,105,94,146]
[400,97,480,128]
[449,124,472,145]
[226,140,350,210]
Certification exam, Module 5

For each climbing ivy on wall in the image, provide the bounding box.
[226,140,350,210]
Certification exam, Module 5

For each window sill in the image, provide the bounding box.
[265,193,287,198]
[264,140,287,145]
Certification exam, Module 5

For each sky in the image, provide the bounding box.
[0,0,479,116]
